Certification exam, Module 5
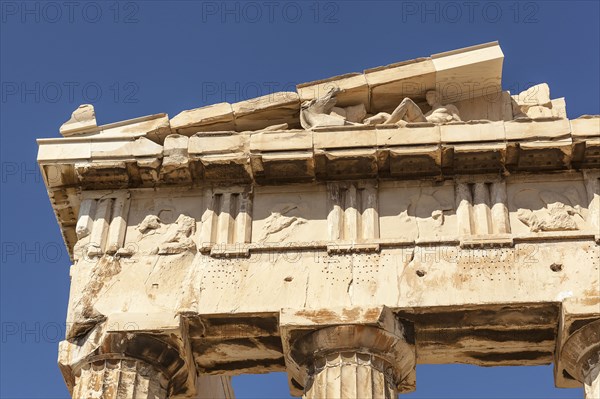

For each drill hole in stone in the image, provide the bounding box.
[284,276,293,282]
[416,270,426,277]
[550,263,563,272]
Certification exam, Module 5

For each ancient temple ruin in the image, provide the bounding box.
[37,42,599,398]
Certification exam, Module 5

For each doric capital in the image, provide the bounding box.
[560,319,600,386]
[71,358,168,399]
[280,307,416,396]
[58,313,196,398]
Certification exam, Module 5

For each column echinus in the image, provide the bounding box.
[58,315,196,399]
[560,320,600,399]
[280,307,416,399]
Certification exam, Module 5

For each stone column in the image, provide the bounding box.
[280,307,416,399]
[72,358,168,399]
[560,320,600,399]
[59,315,198,399]
[304,351,396,399]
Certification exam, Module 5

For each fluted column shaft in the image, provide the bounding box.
[281,308,416,398]
[72,358,168,399]
[303,352,396,399]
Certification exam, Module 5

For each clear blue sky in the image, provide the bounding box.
[1,1,598,398]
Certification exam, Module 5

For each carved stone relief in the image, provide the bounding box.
[515,190,584,232]
[301,89,461,130]
[161,215,197,254]
[379,182,456,241]
[300,87,348,129]
[406,191,454,237]
[255,204,307,242]
[134,213,197,254]
[125,191,204,256]
[509,182,588,233]
[252,186,328,244]
[365,90,461,125]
